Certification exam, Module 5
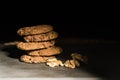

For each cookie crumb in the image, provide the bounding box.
[64,60,76,69]
[46,58,64,67]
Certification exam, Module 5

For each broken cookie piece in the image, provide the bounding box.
[64,60,76,69]
[46,58,64,67]
[64,59,80,69]
[71,53,88,63]
[74,59,80,67]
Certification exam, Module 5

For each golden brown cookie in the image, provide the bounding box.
[20,55,56,63]
[17,25,53,36]
[28,46,62,56]
[17,40,55,50]
[24,31,58,42]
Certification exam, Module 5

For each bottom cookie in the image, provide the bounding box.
[20,55,56,63]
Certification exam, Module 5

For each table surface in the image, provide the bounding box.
[0,38,119,79]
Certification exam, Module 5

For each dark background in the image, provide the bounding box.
[0,2,119,43]
[0,13,118,43]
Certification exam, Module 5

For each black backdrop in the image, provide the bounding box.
[0,14,117,43]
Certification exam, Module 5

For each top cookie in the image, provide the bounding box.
[17,25,53,36]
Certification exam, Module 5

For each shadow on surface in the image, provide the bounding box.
[56,39,120,79]
[0,38,120,79]
[1,45,24,59]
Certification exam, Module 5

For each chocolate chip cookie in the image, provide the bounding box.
[17,40,55,50]
[20,55,56,63]
[24,31,58,42]
[28,46,62,56]
[17,25,53,36]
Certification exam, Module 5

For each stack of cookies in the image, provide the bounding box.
[17,25,62,63]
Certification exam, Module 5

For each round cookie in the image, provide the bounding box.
[17,40,55,50]
[17,25,53,36]
[24,31,58,42]
[28,46,62,56]
[20,55,56,63]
